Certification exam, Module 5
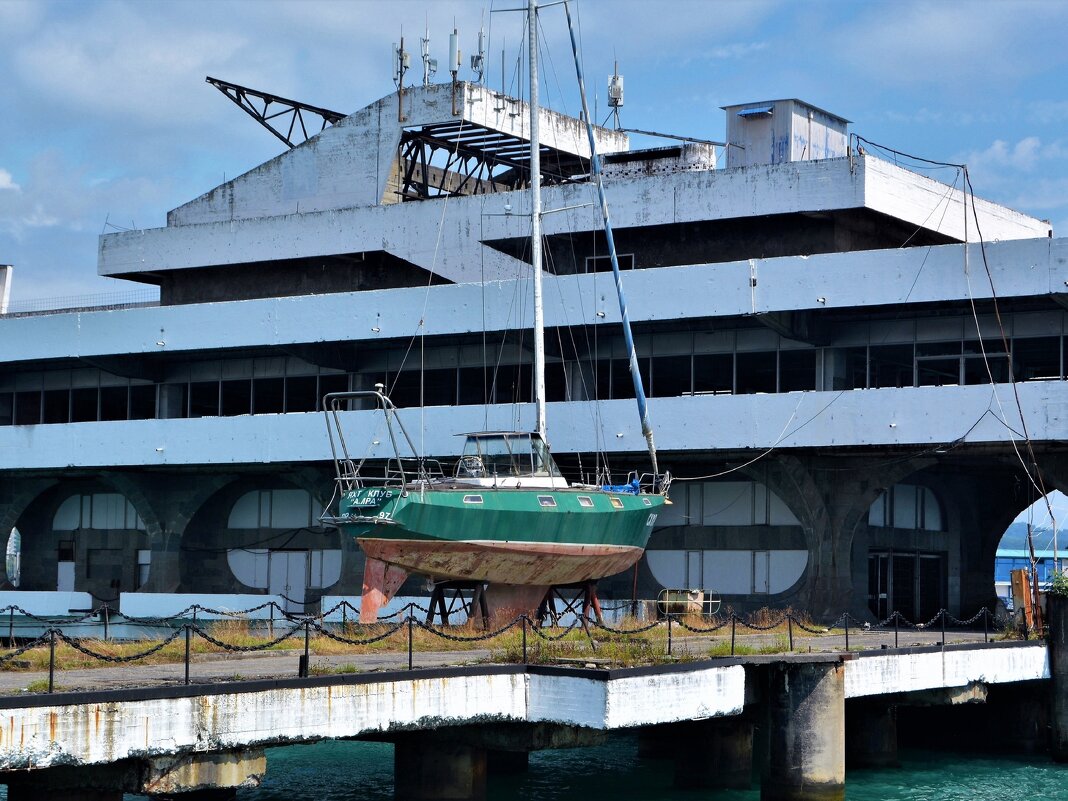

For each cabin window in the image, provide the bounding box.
[610,497,624,509]
[537,496,557,508]
[463,495,484,504]
[642,497,652,506]
[577,496,594,507]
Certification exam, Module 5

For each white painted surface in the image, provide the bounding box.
[0,590,92,615]
[646,550,808,595]
[603,665,745,728]
[118,593,285,620]
[4,236,1064,366]
[844,643,1050,698]
[0,266,10,315]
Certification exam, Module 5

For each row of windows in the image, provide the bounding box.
[53,493,146,532]
[994,557,1057,584]
[4,333,1068,426]
[868,484,944,532]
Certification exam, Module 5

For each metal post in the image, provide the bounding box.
[894,612,899,648]
[844,615,850,652]
[302,620,311,678]
[984,607,989,644]
[667,613,673,656]
[48,629,56,694]
[269,602,274,640]
[940,608,946,647]
[788,615,794,652]
[103,604,109,642]
[342,602,347,629]
[731,615,736,656]
[184,625,191,686]
[522,616,528,663]
[7,607,12,645]
[408,615,414,671]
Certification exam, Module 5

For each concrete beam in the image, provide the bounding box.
[844,642,1049,699]
[141,749,265,795]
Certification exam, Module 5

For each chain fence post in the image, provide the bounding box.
[894,612,899,648]
[731,614,736,656]
[342,602,347,629]
[184,624,191,686]
[788,615,794,652]
[7,607,12,646]
[667,613,673,656]
[103,604,110,643]
[302,620,311,678]
[844,614,850,652]
[983,607,989,643]
[268,602,274,640]
[407,615,414,671]
[521,615,528,664]
[940,608,946,647]
[48,628,56,694]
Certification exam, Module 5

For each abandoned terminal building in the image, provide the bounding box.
[0,81,1063,623]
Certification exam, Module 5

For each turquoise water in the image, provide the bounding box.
[217,737,1068,801]
[1,736,1060,799]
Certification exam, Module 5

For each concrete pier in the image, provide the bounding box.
[845,701,897,768]
[1048,593,1068,761]
[394,737,486,801]
[0,643,1051,799]
[762,660,845,801]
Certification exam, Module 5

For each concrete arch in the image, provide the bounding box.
[0,478,61,588]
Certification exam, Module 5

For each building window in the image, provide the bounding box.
[53,493,145,531]
[868,484,943,531]
[228,489,322,529]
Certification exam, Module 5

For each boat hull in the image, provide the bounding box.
[358,536,645,585]
[334,485,664,620]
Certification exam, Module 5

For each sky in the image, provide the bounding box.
[1,0,1067,306]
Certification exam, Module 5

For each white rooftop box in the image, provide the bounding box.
[723,99,849,169]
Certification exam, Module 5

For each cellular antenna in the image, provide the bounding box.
[449,27,462,114]
[470,15,486,84]
[421,18,437,86]
[608,60,624,129]
[393,34,410,122]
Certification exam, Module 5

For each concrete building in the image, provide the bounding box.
[0,81,1062,621]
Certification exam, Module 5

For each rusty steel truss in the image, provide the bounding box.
[206,76,346,149]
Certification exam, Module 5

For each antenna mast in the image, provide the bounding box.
[393,35,410,122]
[471,15,487,83]
[528,0,546,440]
[608,61,624,129]
[421,21,437,86]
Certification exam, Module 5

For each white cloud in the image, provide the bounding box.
[0,170,20,192]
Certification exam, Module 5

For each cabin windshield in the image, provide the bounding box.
[461,433,562,478]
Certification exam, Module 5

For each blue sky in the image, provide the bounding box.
[1,0,1067,303]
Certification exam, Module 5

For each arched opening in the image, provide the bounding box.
[5,527,20,588]
[13,484,150,599]
[644,479,808,600]
[864,482,948,623]
[994,490,1066,611]
[181,481,341,613]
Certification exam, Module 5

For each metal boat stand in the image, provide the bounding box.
[536,581,604,628]
[425,580,490,628]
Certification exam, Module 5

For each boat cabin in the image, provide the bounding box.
[454,432,567,488]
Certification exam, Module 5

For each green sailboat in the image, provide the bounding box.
[324,0,670,623]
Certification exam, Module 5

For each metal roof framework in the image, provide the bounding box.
[398,120,590,200]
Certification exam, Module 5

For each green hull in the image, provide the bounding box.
[337,485,663,548]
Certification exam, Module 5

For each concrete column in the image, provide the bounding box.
[845,700,897,768]
[394,738,487,801]
[673,716,754,790]
[4,763,133,801]
[486,749,528,774]
[762,661,845,801]
[141,749,265,796]
[1048,593,1068,761]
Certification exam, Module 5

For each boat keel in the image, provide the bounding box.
[361,557,410,623]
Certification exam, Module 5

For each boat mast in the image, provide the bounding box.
[563,0,659,476]
[528,0,547,441]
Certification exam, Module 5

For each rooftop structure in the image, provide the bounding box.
[0,80,1062,623]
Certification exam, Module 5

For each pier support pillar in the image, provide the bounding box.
[486,749,528,774]
[762,661,845,801]
[141,749,265,796]
[1049,593,1068,761]
[673,717,754,790]
[845,700,897,768]
[394,736,486,801]
[4,763,131,801]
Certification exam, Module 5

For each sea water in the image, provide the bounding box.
[101,736,1068,801]
[0,736,1061,800]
